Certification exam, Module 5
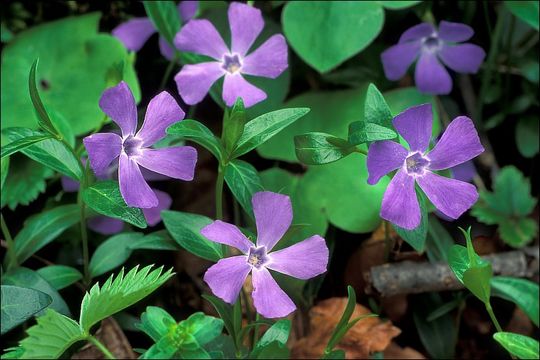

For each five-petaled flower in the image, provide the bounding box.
[381,21,485,95]
[113,1,198,60]
[367,104,484,230]
[202,191,329,318]
[83,81,197,208]
[174,2,288,107]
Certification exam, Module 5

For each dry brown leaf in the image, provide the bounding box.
[383,342,425,359]
[73,317,135,359]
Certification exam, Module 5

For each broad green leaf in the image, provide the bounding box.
[1,285,52,335]
[224,159,263,218]
[448,245,488,284]
[185,312,224,346]
[491,276,539,326]
[143,1,181,47]
[294,132,356,165]
[504,1,539,30]
[83,180,147,229]
[426,215,454,263]
[363,83,393,129]
[347,122,397,145]
[222,98,247,154]
[79,265,174,333]
[89,232,144,278]
[130,230,180,251]
[493,332,539,359]
[393,189,428,252]
[516,116,539,158]
[28,59,60,136]
[13,204,79,264]
[282,2,384,73]
[254,320,290,351]
[162,210,224,261]
[167,120,224,161]
[36,266,82,291]
[0,133,54,159]
[463,265,492,303]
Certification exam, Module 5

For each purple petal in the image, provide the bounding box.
[393,103,433,153]
[253,192,292,251]
[201,220,253,254]
[438,21,474,42]
[228,2,264,56]
[159,36,175,61]
[417,171,478,219]
[137,91,185,147]
[99,81,138,136]
[252,267,296,318]
[266,235,328,280]
[399,23,435,43]
[450,160,476,183]
[83,133,122,175]
[367,140,408,185]
[61,176,80,193]
[179,1,198,21]
[136,146,197,181]
[119,153,158,208]
[222,73,266,107]
[204,256,251,304]
[142,189,172,226]
[427,116,484,170]
[140,167,169,182]
[88,216,124,235]
[414,51,452,95]
[241,34,288,79]
[112,18,156,52]
[174,62,225,105]
[438,44,485,74]
[381,41,421,81]
[174,19,228,60]
[381,169,420,230]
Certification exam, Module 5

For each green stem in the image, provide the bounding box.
[1,213,17,269]
[77,177,90,285]
[159,54,179,89]
[215,165,225,220]
[252,313,261,350]
[87,336,115,359]
[485,301,503,333]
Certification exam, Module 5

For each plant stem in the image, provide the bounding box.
[77,164,90,285]
[215,165,225,220]
[252,313,261,349]
[87,336,116,359]
[485,301,503,333]
[159,55,178,89]
[1,213,17,269]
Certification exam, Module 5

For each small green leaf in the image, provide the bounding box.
[364,83,393,129]
[347,121,396,145]
[167,119,224,161]
[0,156,8,189]
[392,189,428,252]
[294,132,356,165]
[185,312,225,346]
[138,306,177,342]
[504,1,539,30]
[29,59,60,136]
[1,285,52,335]
[516,116,539,158]
[143,1,181,47]
[463,265,492,303]
[493,332,539,359]
[89,232,144,278]
[222,98,247,155]
[0,133,54,159]
[82,180,147,229]
[224,159,263,218]
[36,265,83,291]
[491,276,539,327]
[254,320,290,353]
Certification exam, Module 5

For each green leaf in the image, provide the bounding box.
[143,1,181,48]
[294,132,356,165]
[347,121,397,145]
[36,266,83,291]
[254,320,290,352]
[79,265,174,333]
[185,312,224,346]
[326,286,356,352]
[253,341,290,359]
[83,180,147,229]
[222,98,247,155]
[392,189,428,252]
[426,215,454,263]
[1,285,52,335]
[499,217,538,248]
[322,349,346,359]
[0,156,8,189]
[363,83,393,129]
[13,204,79,264]
[224,159,263,218]
[493,332,539,359]
[89,232,144,278]
[504,1,539,30]
[28,59,60,136]
[167,119,224,161]
[282,2,384,73]
[138,306,176,342]
[0,133,54,159]
[231,108,310,158]
[162,210,224,261]
[379,1,421,9]
[202,295,238,349]
[516,116,539,158]
[491,276,539,327]
[463,265,492,303]
[448,245,484,284]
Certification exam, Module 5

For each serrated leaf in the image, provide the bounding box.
[36,265,83,291]
[1,285,52,335]
[493,332,539,359]
[294,132,356,165]
[224,159,263,218]
[0,133,54,159]
[491,276,539,327]
[167,120,224,161]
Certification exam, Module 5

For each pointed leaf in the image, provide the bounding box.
[491,276,539,327]
[29,59,60,136]
[294,132,356,165]
[36,265,83,291]
[224,159,263,218]
[0,134,54,159]
[167,120,224,161]
[223,98,247,154]
[347,121,396,145]
[493,332,539,359]
[1,285,52,335]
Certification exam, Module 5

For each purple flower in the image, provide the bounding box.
[381,21,485,95]
[112,1,198,60]
[173,2,288,107]
[83,81,197,208]
[367,104,484,230]
[202,191,328,318]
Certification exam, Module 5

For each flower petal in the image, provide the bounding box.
[201,220,253,254]
[381,41,421,80]
[438,44,485,74]
[253,191,292,251]
[99,81,138,136]
[438,21,474,42]
[158,36,175,61]
[222,73,266,107]
[427,116,484,170]
[137,146,197,181]
[88,217,124,235]
[367,140,408,185]
[229,2,264,56]
[179,1,198,21]
[119,153,158,208]
[380,169,420,230]
[266,235,328,280]
[450,160,476,183]
[174,62,225,105]
[252,267,296,318]
[417,171,478,219]
[241,34,288,79]
[142,189,172,226]
[392,103,433,153]
[83,133,122,175]
[204,256,251,304]
[414,51,452,95]
[399,23,435,43]
[112,18,156,52]
[174,19,228,60]
[137,91,185,146]
[61,176,80,193]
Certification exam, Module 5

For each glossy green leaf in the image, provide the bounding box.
[393,189,428,252]
[83,180,147,229]
[294,132,356,165]
[516,116,539,158]
[504,1,539,30]
[36,265,83,291]
[491,276,539,326]
[363,83,393,129]
[224,159,263,218]
[222,98,247,155]
[143,1,181,47]
[1,285,52,335]
[89,232,144,278]
[0,156,8,190]
[28,59,60,136]
[138,306,176,342]
[0,133,54,159]
[185,312,225,346]
[347,121,397,145]
[167,119,224,161]
[255,320,290,350]
[493,332,539,359]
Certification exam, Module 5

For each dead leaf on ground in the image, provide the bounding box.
[383,342,425,359]
[73,317,135,359]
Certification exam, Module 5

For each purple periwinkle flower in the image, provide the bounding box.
[202,191,329,318]
[367,104,484,230]
[174,2,288,107]
[113,1,198,60]
[83,81,197,209]
[381,21,486,95]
